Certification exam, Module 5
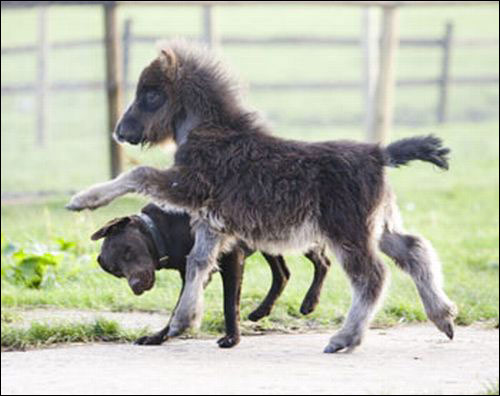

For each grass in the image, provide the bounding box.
[1,310,22,324]
[0,318,148,351]
[0,5,498,342]
[1,122,498,336]
[484,382,500,396]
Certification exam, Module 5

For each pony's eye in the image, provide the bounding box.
[145,91,160,105]
[139,89,165,112]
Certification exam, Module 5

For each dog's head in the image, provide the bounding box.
[114,40,242,147]
[91,216,157,296]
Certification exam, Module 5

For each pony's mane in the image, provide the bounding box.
[158,39,268,133]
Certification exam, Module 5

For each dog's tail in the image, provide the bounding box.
[383,135,450,170]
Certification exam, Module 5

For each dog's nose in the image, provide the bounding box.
[128,278,143,295]
[129,278,140,287]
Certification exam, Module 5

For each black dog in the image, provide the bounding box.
[92,203,331,348]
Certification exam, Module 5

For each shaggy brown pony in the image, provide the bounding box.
[67,41,457,353]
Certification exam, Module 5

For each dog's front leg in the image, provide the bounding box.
[66,166,173,211]
[167,222,224,337]
[217,248,244,348]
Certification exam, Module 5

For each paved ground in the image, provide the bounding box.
[1,324,498,395]
[10,308,169,331]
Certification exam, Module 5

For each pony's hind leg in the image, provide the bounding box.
[324,245,388,353]
[380,230,457,339]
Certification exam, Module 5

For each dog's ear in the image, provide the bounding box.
[91,217,131,241]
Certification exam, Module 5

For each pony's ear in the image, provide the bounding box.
[91,217,131,241]
[158,47,177,71]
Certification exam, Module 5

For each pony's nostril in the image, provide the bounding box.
[114,121,123,134]
[113,126,125,143]
[113,118,143,145]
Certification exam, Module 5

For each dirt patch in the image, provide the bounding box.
[1,322,498,395]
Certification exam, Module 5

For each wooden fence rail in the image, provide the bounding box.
[4,76,499,95]
[2,35,497,55]
[1,0,499,180]
[1,1,498,9]
[2,23,497,125]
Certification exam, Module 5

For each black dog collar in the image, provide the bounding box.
[137,213,169,262]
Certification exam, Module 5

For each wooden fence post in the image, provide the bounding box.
[437,21,453,124]
[361,7,380,142]
[36,5,48,147]
[122,18,132,97]
[104,2,124,178]
[202,5,217,48]
[371,5,400,144]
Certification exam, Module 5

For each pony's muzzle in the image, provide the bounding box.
[114,117,144,145]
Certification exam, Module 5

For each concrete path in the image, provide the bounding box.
[1,325,498,395]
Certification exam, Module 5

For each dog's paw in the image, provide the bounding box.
[248,306,272,322]
[217,334,240,348]
[300,296,319,316]
[134,333,166,346]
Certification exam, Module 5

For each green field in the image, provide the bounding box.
[1,4,499,192]
[1,4,499,337]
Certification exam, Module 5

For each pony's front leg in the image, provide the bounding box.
[168,222,226,337]
[66,166,169,211]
